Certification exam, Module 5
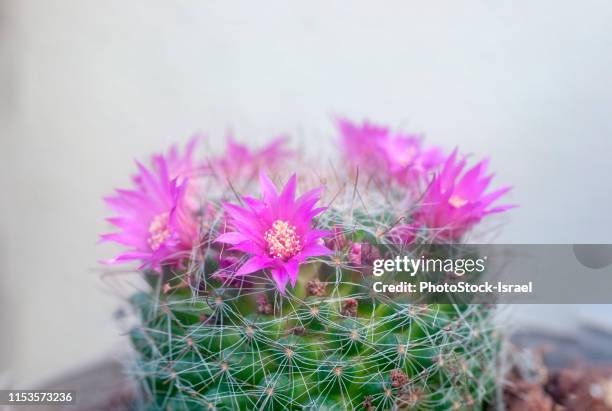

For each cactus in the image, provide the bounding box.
[130,273,498,410]
[102,120,513,410]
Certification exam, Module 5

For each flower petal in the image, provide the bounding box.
[270,267,288,294]
[230,240,261,254]
[236,255,270,276]
[259,171,278,203]
[285,259,300,288]
[278,174,297,209]
[300,243,334,258]
[216,231,249,245]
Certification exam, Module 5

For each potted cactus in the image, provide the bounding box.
[101,118,513,410]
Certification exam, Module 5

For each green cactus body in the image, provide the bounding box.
[129,249,498,410]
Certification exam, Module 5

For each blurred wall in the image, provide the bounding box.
[1,0,612,385]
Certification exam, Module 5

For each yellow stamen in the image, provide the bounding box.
[147,212,171,251]
[264,220,302,260]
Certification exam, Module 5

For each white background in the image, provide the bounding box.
[1,0,612,385]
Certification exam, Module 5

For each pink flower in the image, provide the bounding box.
[134,136,204,190]
[212,136,291,181]
[378,134,444,185]
[132,136,205,213]
[336,117,389,172]
[414,149,515,240]
[216,173,332,293]
[336,117,443,185]
[101,156,199,269]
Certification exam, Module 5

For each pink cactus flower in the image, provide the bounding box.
[414,149,514,240]
[336,117,443,185]
[336,117,389,172]
[212,136,291,181]
[378,134,444,185]
[134,136,204,189]
[216,173,332,294]
[101,156,199,269]
[157,135,203,183]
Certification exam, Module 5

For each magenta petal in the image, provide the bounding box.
[135,161,167,203]
[230,241,261,254]
[304,229,331,242]
[259,172,279,202]
[295,187,324,209]
[487,204,518,213]
[286,259,300,288]
[300,243,333,258]
[223,202,258,223]
[236,256,270,276]
[100,232,145,247]
[481,186,512,207]
[155,155,171,187]
[184,134,199,158]
[305,206,327,220]
[242,196,265,212]
[270,267,288,294]
[216,231,249,245]
[458,160,487,189]
[104,251,151,264]
[278,174,297,208]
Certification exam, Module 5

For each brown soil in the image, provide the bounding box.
[503,340,612,411]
